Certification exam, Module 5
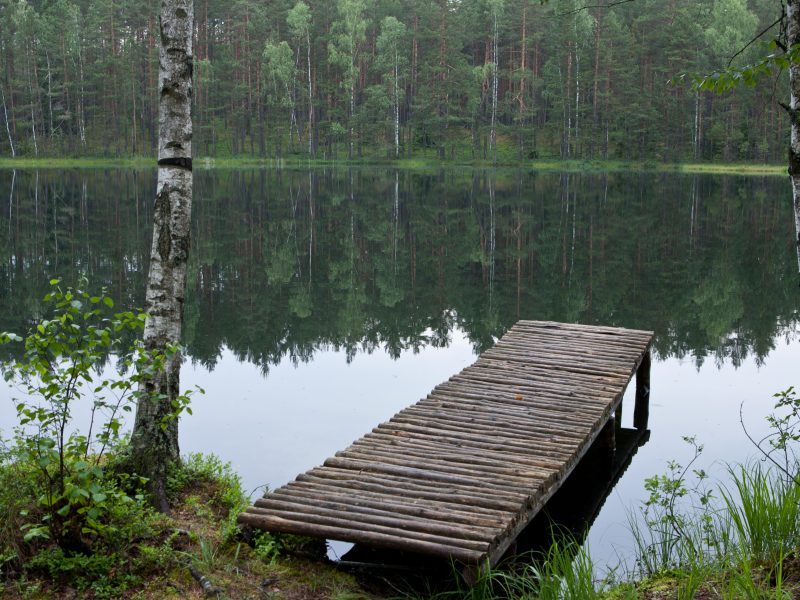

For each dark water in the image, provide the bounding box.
[0,167,798,570]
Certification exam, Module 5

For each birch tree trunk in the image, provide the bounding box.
[787,0,800,274]
[394,52,400,158]
[307,30,313,157]
[1,85,15,157]
[490,10,498,163]
[130,0,193,512]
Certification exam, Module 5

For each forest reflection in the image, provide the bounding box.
[0,168,795,372]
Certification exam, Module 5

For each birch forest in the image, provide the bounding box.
[0,0,787,161]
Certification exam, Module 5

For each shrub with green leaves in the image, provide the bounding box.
[0,279,191,551]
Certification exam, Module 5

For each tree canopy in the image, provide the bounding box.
[0,0,785,162]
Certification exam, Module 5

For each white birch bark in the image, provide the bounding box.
[130,0,193,511]
[693,91,700,159]
[349,76,355,160]
[788,0,800,273]
[27,44,38,156]
[1,84,15,157]
[394,52,400,158]
[77,43,87,146]
[45,50,54,137]
[490,11,498,163]
[574,32,580,156]
[307,30,313,157]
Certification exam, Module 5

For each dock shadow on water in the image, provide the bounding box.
[334,425,649,596]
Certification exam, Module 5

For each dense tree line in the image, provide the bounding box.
[0,0,788,162]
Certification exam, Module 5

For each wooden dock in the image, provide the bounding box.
[238,320,654,568]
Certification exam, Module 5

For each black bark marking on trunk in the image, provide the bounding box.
[790,147,800,177]
[155,191,172,262]
[158,156,192,170]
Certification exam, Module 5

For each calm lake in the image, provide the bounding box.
[1,167,798,571]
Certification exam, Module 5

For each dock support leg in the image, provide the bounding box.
[461,560,490,587]
[601,417,616,457]
[634,350,651,430]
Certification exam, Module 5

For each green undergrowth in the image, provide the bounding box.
[0,156,787,175]
[0,451,371,599]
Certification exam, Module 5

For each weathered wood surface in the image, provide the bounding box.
[238,320,654,566]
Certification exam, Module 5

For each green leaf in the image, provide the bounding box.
[103,297,114,308]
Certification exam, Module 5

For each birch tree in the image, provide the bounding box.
[129,0,193,511]
[328,0,367,160]
[287,1,314,157]
[263,39,297,156]
[376,16,407,158]
[788,0,800,272]
[0,83,14,157]
[486,0,503,163]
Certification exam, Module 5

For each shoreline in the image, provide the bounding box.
[0,156,788,176]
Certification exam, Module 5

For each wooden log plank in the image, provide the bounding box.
[362,430,572,465]
[510,324,654,344]
[374,422,576,459]
[270,484,509,526]
[242,507,492,552]
[448,372,614,402]
[474,350,634,378]
[247,502,496,541]
[428,385,609,416]
[389,408,590,444]
[473,358,626,390]
[423,395,600,428]
[237,513,486,563]
[337,444,555,482]
[400,404,590,439]
[354,434,565,470]
[495,334,644,359]
[334,447,553,487]
[498,330,650,356]
[383,415,581,451]
[295,471,521,511]
[323,456,539,494]
[435,378,607,404]
[307,466,527,500]
[485,339,642,365]
[513,320,653,339]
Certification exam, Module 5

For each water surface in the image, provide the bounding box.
[0,167,797,569]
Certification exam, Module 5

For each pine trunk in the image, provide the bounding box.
[130,0,193,512]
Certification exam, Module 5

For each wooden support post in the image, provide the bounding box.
[601,416,616,457]
[461,559,490,587]
[615,401,623,431]
[634,350,651,430]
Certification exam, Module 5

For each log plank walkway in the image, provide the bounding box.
[238,320,654,567]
